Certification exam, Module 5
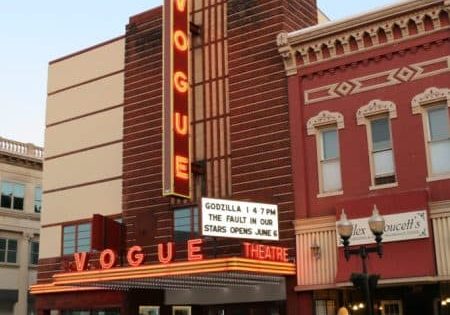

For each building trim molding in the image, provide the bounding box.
[411,87,450,114]
[304,56,450,105]
[277,0,449,75]
[356,100,397,125]
[294,215,336,234]
[306,111,345,135]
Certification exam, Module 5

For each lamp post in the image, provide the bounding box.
[337,205,385,315]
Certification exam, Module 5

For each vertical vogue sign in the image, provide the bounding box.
[163,0,190,198]
[202,198,279,241]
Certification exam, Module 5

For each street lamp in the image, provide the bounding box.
[337,205,386,315]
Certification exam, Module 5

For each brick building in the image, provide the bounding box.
[32,1,319,314]
[277,0,450,314]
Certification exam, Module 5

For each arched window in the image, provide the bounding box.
[307,111,345,197]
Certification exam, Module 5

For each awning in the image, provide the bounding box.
[0,289,18,303]
[31,257,296,294]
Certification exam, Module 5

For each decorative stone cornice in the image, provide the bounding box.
[293,215,336,234]
[277,33,297,76]
[430,200,450,219]
[307,110,344,135]
[277,0,449,76]
[0,136,43,170]
[356,100,397,125]
[411,87,450,113]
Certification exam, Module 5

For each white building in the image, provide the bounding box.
[0,137,42,315]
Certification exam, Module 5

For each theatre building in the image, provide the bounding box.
[32,1,320,315]
[277,0,450,314]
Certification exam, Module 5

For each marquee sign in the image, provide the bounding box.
[69,240,289,272]
[162,0,191,198]
[201,198,279,241]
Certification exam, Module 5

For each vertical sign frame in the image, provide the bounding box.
[162,0,191,199]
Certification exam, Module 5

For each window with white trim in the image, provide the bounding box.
[411,87,450,179]
[357,100,397,188]
[0,238,18,264]
[426,105,450,175]
[1,181,25,210]
[307,110,345,196]
[30,241,39,265]
[370,116,396,185]
[34,186,42,213]
[319,128,342,193]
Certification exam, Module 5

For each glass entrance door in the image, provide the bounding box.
[173,306,192,315]
[139,306,160,315]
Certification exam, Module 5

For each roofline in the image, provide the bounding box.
[49,35,125,65]
[287,0,442,45]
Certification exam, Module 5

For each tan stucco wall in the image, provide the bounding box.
[42,38,124,262]
[41,180,122,226]
[45,106,123,157]
[44,142,122,191]
[46,73,124,125]
[0,267,20,290]
[47,38,125,93]
[38,226,61,259]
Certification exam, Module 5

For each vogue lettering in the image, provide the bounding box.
[162,0,190,198]
[71,240,289,272]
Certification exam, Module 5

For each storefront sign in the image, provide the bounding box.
[337,210,429,247]
[162,0,191,198]
[242,242,288,262]
[71,240,287,272]
[201,198,279,241]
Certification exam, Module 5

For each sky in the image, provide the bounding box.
[0,0,401,147]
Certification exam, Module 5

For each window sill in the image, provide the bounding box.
[0,262,19,268]
[427,174,450,182]
[369,182,398,190]
[0,207,23,211]
[317,190,343,198]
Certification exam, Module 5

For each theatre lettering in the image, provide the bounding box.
[70,239,289,272]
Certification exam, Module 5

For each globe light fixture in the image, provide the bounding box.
[336,205,386,315]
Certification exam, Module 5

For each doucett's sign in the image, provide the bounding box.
[162,0,190,198]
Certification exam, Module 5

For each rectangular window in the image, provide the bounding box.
[34,187,42,213]
[173,306,191,315]
[427,106,450,175]
[63,223,91,255]
[0,238,18,263]
[1,182,25,210]
[320,128,342,193]
[370,117,396,185]
[30,241,39,265]
[380,300,402,315]
[174,207,199,242]
[314,300,335,315]
[139,306,160,315]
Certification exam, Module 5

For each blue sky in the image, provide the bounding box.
[0,0,400,147]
